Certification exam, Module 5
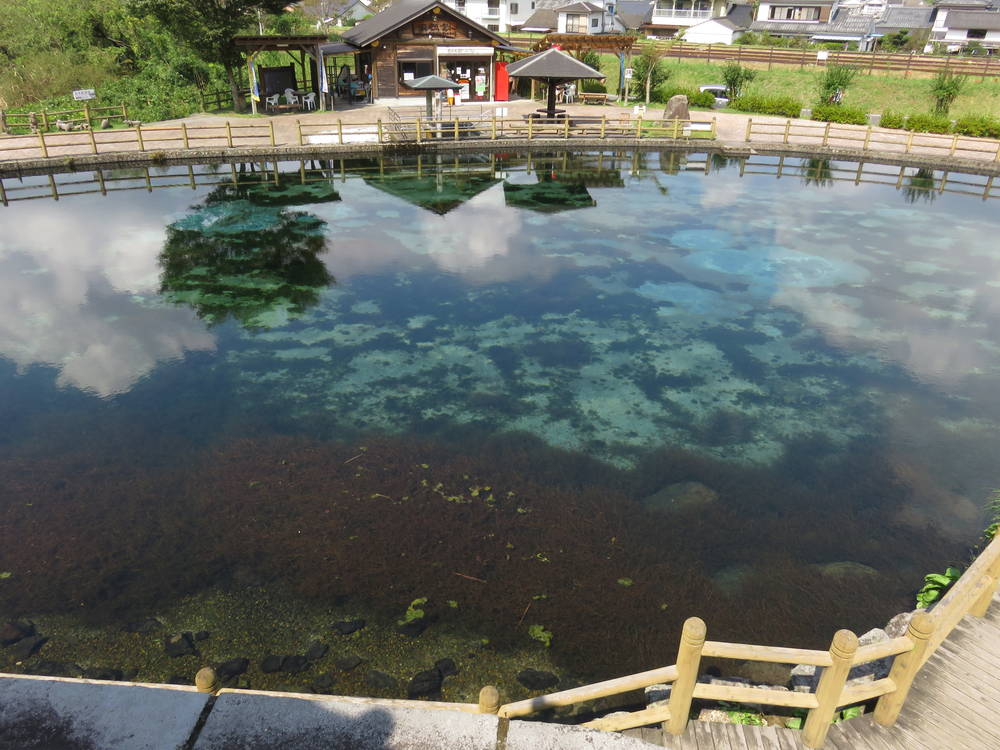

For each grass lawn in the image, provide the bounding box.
[597,55,1000,118]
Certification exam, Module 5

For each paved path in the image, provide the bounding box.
[621,592,1000,749]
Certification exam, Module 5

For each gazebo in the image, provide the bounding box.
[505,48,605,119]
[234,35,331,113]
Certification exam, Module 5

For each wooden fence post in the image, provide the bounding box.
[949,133,959,156]
[83,102,91,129]
[783,119,791,144]
[565,116,571,139]
[863,125,873,151]
[873,612,934,727]
[299,120,306,146]
[41,111,50,132]
[745,117,753,142]
[491,114,497,140]
[822,122,831,147]
[337,120,344,145]
[803,629,858,749]
[478,686,500,714]
[121,103,128,122]
[528,116,533,141]
[667,617,706,736]
[416,117,423,143]
[905,53,913,79]
[905,131,914,153]
[600,114,607,139]
[711,116,717,139]
[225,120,233,147]
[88,126,98,154]
[453,118,459,141]
[37,130,49,158]
[135,124,145,151]
[268,121,275,147]
[971,557,1000,617]
[181,122,190,149]
[672,118,679,139]
[0,110,7,135]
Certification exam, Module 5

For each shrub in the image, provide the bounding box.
[721,62,756,99]
[581,78,607,94]
[930,71,967,115]
[812,104,867,125]
[905,112,953,134]
[655,87,715,107]
[953,114,1000,139]
[730,94,802,118]
[817,64,859,105]
[879,110,905,129]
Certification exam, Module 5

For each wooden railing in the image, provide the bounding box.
[746,118,1000,162]
[496,534,1000,749]
[0,116,716,162]
[0,103,130,135]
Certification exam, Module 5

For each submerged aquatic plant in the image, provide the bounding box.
[528,624,553,647]
[398,597,428,625]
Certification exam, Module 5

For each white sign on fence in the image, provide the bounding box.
[72,89,96,101]
[495,107,508,117]
[816,51,829,62]
[624,68,634,79]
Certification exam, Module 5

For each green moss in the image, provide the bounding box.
[617,577,634,587]
[528,624,553,647]
[398,597,428,625]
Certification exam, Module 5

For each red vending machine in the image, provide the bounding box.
[494,60,509,102]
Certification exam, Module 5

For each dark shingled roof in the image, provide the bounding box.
[725,3,755,29]
[615,0,654,30]
[520,8,558,29]
[341,0,507,47]
[506,48,606,81]
[945,10,1000,30]
[875,7,934,32]
[556,1,604,12]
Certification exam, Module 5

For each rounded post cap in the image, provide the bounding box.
[908,611,935,637]
[195,666,219,693]
[682,616,707,642]
[831,629,859,657]
[478,685,501,713]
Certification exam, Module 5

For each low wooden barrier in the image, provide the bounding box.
[497,534,1000,749]
[746,118,1000,161]
[0,103,130,135]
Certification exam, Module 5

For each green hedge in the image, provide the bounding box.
[879,110,905,129]
[656,87,716,108]
[812,104,868,125]
[730,94,802,118]
[904,113,953,134]
[953,114,1000,139]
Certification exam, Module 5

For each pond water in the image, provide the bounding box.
[0,152,998,695]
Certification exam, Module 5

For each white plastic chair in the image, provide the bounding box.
[264,94,280,111]
[301,92,317,111]
[284,89,300,108]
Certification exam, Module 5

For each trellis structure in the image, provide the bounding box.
[234,35,330,114]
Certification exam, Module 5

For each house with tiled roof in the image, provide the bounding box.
[929,0,1000,51]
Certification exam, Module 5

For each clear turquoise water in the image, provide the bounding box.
[1,152,998,670]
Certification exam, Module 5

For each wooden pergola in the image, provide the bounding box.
[531,34,637,54]
[234,35,331,113]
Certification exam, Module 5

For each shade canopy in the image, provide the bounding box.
[505,48,605,85]
[505,48,605,118]
[404,75,459,91]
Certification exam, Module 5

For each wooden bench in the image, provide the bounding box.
[579,92,608,105]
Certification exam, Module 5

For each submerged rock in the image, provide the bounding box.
[642,481,719,513]
[365,670,397,691]
[332,619,366,635]
[335,655,364,672]
[25,661,83,678]
[435,658,459,678]
[407,669,443,699]
[305,641,329,661]
[261,655,286,673]
[217,658,250,683]
[122,618,163,634]
[516,669,559,691]
[811,561,879,580]
[283,655,311,674]
[164,633,197,658]
[9,635,47,660]
[0,621,35,646]
[311,673,336,693]
[82,667,123,681]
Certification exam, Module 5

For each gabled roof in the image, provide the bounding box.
[520,9,559,29]
[875,6,934,32]
[557,2,605,12]
[614,0,654,29]
[726,3,755,29]
[341,0,507,47]
[945,10,1000,29]
[506,47,606,80]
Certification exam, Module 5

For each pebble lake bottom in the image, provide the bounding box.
[0,151,997,702]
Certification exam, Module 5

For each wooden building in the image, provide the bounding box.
[334,0,513,103]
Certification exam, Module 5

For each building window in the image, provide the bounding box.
[455,0,466,8]
[566,13,588,32]
[488,23,500,31]
[487,0,500,9]
[511,2,519,14]
[968,29,988,39]
[531,1,536,7]
[769,5,820,20]
[591,16,599,27]
[398,61,433,86]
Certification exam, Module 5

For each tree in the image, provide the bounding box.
[130,0,290,110]
[630,44,669,105]
[721,62,756,99]
[929,70,966,115]
[817,64,857,106]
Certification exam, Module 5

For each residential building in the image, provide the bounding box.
[642,0,730,37]
[682,3,754,43]
[929,0,1000,51]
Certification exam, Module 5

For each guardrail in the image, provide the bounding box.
[0,116,715,162]
[745,118,1000,161]
[495,533,1000,748]
[0,103,131,135]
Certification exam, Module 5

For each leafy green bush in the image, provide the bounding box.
[655,87,714,107]
[812,104,867,125]
[581,78,607,93]
[817,64,859,105]
[879,110,905,129]
[930,71,967,115]
[730,94,803,118]
[721,62,756,100]
[953,114,1000,139]
[916,567,961,608]
[905,112,953,133]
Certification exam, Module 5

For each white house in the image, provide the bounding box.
[929,1,1000,51]
[441,0,510,32]
[681,3,753,43]
[519,0,627,34]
